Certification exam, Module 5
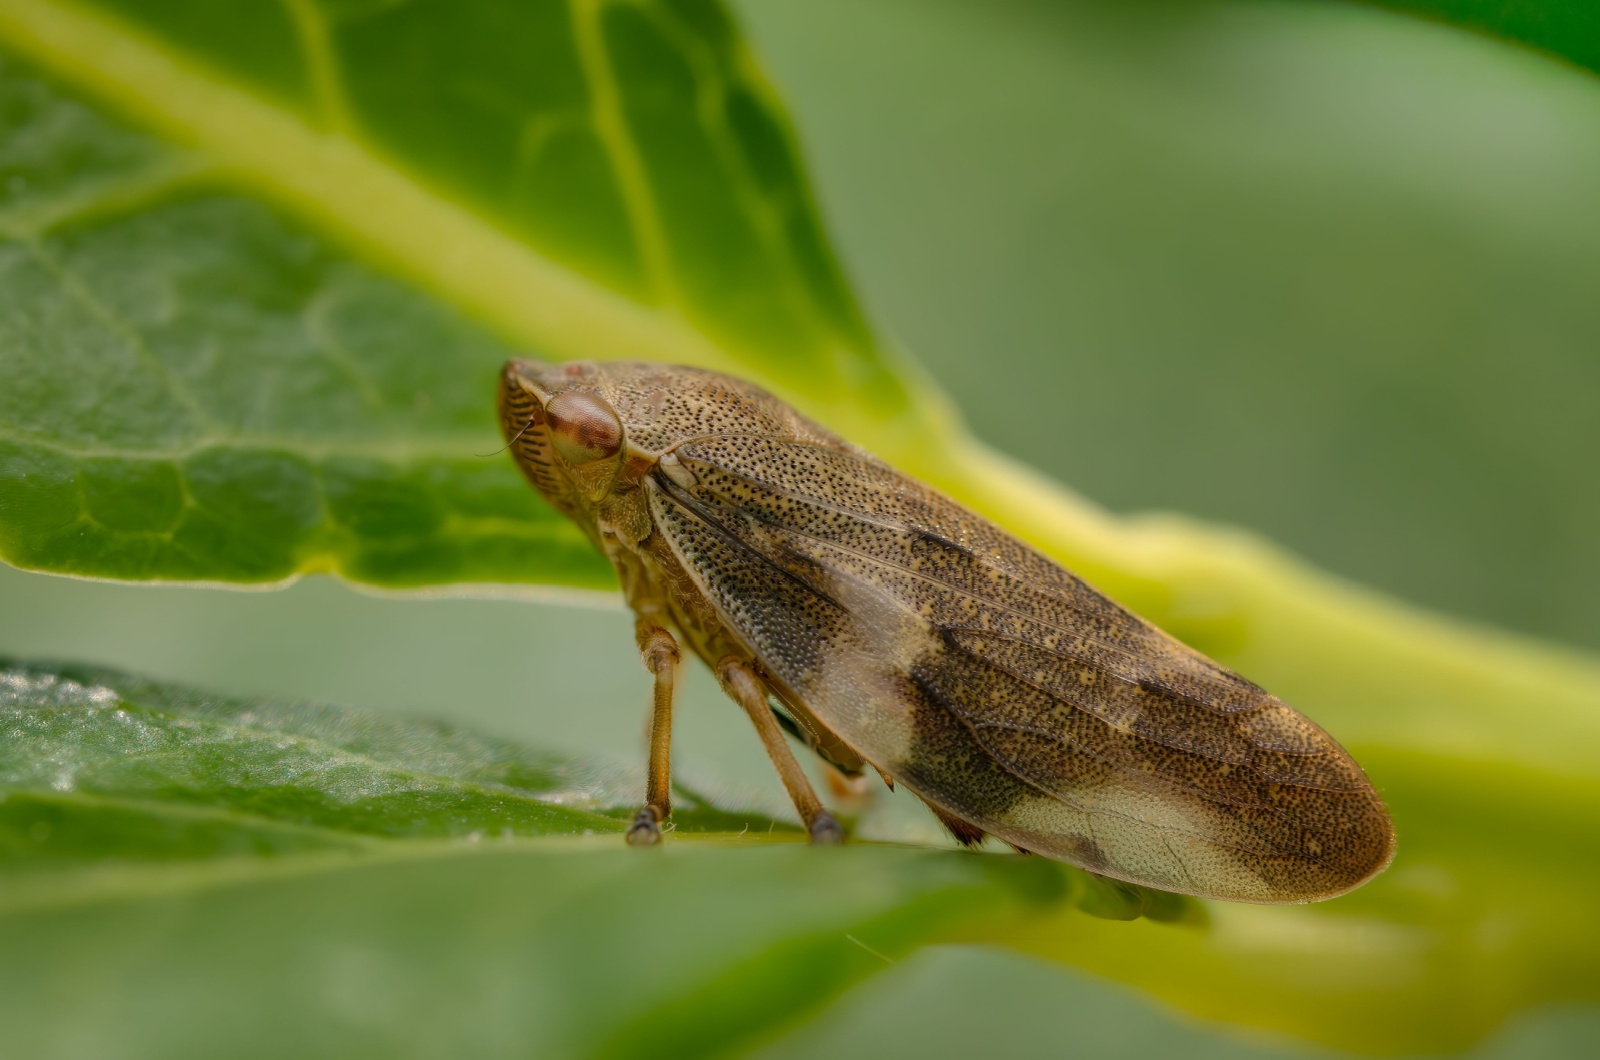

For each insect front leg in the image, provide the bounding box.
[626,620,680,846]
[717,657,843,845]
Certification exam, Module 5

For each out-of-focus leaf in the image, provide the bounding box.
[1,843,1072,1060]
[753,945,1600,1060]
[1361,0,1600,77]
[0,658,1175,1059]
[741,0,1600,655]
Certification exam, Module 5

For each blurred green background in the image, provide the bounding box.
[3,0,1598,1055]
[748,0,1600,655]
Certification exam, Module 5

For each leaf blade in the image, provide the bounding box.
[0,656,1133,1059]
[0,0,906,410]
[0,52,610,587]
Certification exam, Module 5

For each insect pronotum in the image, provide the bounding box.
[499,359,1395,903]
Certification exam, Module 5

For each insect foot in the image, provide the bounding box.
[807,811,845,846]
[625,806,663,847]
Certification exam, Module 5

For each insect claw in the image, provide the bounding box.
[807,811,845,846]
[626,806,663,847]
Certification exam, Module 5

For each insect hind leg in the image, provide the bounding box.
[717,657,843,845]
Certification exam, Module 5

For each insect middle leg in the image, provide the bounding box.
[717,657,843,845]
[626,622,680,846]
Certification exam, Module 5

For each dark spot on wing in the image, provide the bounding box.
[902,663,1031,822]
[912,528,974,559]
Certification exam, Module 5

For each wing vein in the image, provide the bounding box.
[685,462,1160,657]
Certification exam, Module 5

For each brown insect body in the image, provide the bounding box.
[499,359,1395,903]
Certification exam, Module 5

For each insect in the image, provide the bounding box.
[499,359,1395,903]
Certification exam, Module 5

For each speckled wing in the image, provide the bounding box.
[647,435,1395,903]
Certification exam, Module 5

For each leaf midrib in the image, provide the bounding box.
[0,829,664,917]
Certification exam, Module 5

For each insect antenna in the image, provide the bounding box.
[477,416,537,458]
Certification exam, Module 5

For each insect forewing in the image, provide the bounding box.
[648,434,1395,903]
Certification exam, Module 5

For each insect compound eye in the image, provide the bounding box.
[544,391,623,465]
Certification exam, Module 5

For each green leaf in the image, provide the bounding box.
[0,654,839,865]
[0,658,1168,1059]
[7,644,1597,1058]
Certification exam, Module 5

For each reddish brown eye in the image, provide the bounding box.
[544,391,623,465]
